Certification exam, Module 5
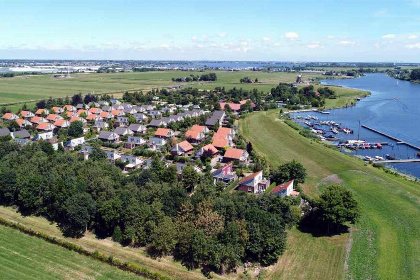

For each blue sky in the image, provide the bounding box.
[1,0,420,61]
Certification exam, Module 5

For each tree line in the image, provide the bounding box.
[0,140,300,275]
[172,73,217,82]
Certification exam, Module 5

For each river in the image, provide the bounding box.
[292,73,420,179]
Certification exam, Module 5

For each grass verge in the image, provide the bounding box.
[240,110,419,280]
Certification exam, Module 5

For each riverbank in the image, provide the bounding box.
[240,110,420,280]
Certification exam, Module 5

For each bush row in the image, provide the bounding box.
[0,217,171,280]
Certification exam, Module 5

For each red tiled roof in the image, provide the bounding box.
[2,113,14,119]
[77,109,87,115]
[217,127,232,136]
[219,99,255,111]
[155,128,171,137]
[37,122,53,130]
[66,111,75,118]
[69,117,81,123]
[178,140,193,152]
[186,130,200,139]
[54,119,68,127]
[212,133,228,141]
[202,144,218,155]
[191,125,205,132]
[99,111,110,118]
[86,114,98,120]
[52,107,61,113]
[89,108,100,114]
[35,109,44,115]
[212,137,228,148]
[270,180,294,194]
[63,105,75,111]
[30,116,42,123]
[224,148,244,160]
[46,114,59,121]
[20,111,31,117]
[239,171,262,185]
[111,110,120,116]
[15,119,26,127]
[220,102,241,111]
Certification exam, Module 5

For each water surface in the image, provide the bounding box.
[293,73,420,178]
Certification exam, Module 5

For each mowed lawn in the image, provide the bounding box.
[0,71,323,105]
[0,225,141,280]
[240,110,420,280]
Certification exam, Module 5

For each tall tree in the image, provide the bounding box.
[68,120,84,137]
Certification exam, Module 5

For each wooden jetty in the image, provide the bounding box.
[375,159,420,164]
[361,125,420,151]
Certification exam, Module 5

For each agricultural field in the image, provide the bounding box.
[0,70,322,106]
[0,207,229,280]
[0,224,141,280]
[240,110,420,280]
[0,70,366,114]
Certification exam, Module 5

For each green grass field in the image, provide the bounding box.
[0,207,227,280]
[0,71,325,105]
[0,224,141,280]
[240,110,420,280]
[0,70,366,113]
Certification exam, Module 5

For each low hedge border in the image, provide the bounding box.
[0,217,171,280]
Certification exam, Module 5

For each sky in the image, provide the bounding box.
[1,0,420,62]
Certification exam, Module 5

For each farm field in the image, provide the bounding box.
[0,70,322,106]
[0,206,229,280]
[0,70,366,114]
[240,110,420,280]
[0,224,141,280]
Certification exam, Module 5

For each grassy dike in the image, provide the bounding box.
[240,110,419,280]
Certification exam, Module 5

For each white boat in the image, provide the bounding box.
[320,111,330,114]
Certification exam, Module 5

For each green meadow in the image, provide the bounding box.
[240,110,420,280]
[0,224,142,280]
[0,70,321,105]
[0,70,365,113]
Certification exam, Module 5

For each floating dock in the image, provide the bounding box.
[361,125,420,151]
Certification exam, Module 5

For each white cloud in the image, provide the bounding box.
[191,36,198,41]
[381,34,395,39]
[202,34,208,39]
[274,42,281,46]
[326,35,335,39]
[406,43,420,49]
[408,35,418,39]
[263,37,271,41]
[339,40,355,46]
[219,33,227,38]
[284,32,299,40]
[306,42,321,49]
[240,41,248,46]
[160,44,169,48]
[374,42,381,48]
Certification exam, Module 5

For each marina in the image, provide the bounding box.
[361,125,420,151]
[291,73,420,179]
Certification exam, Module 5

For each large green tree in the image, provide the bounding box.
[68,120,84,137]
[313,184,360,234]
[60,193,96,237]
[272,160,306,184]
[181,166,199,190]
